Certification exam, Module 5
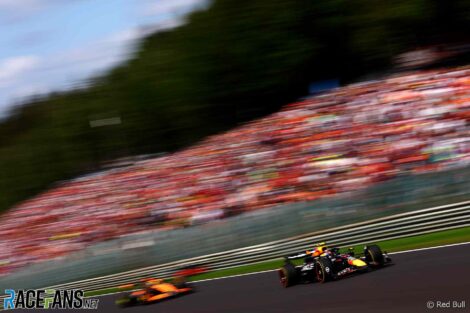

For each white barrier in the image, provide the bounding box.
[43,200,470,291]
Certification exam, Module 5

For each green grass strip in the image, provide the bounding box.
[85,286,132,297]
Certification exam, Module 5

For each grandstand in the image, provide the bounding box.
[1,66,470,276]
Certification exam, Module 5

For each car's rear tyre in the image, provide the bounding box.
[315,257,334,283]
[365,244,384,267]
[279,263,298,287]
[116,296,137,308]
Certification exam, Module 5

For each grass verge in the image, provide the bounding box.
[86,226,470,297]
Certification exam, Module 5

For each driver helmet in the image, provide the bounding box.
[141,278,163,286]
[312,246,324,256]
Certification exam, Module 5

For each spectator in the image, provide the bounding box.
[1,66,470,275]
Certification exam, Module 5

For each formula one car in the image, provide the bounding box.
[115,277,193,307]
[278,242,391,287]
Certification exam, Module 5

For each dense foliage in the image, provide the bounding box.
[0,0,469,212]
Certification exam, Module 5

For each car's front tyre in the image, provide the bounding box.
[365,244,384,267]
[315,257,334,283]
[279,262,298,287]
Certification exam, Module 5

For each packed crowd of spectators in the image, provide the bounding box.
[1,66,470,275]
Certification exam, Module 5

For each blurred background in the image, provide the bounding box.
[0,0,470,281]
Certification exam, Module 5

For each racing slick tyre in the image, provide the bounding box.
[173,276,188,289]
[174,277,196,293]
[365,244,384,268]
[116,295,138,308]
[315,257,334,283]
[279,262,298,288]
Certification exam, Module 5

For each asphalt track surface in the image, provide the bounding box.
[18,244,470,313]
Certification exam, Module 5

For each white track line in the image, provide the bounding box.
[92,241,470,298]
[193,241,470,284]
[193,269,277,284]
[387,241,470,255]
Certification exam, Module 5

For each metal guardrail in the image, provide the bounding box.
[3,165,469,292]
[43,200,469,292]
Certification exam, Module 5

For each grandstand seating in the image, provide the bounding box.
[1,66,470,275]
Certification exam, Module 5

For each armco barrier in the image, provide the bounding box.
[4,200,470,293]
[43,200,469,291]
[1,165,470,291]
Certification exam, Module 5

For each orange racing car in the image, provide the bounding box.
[115,277,193,307]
